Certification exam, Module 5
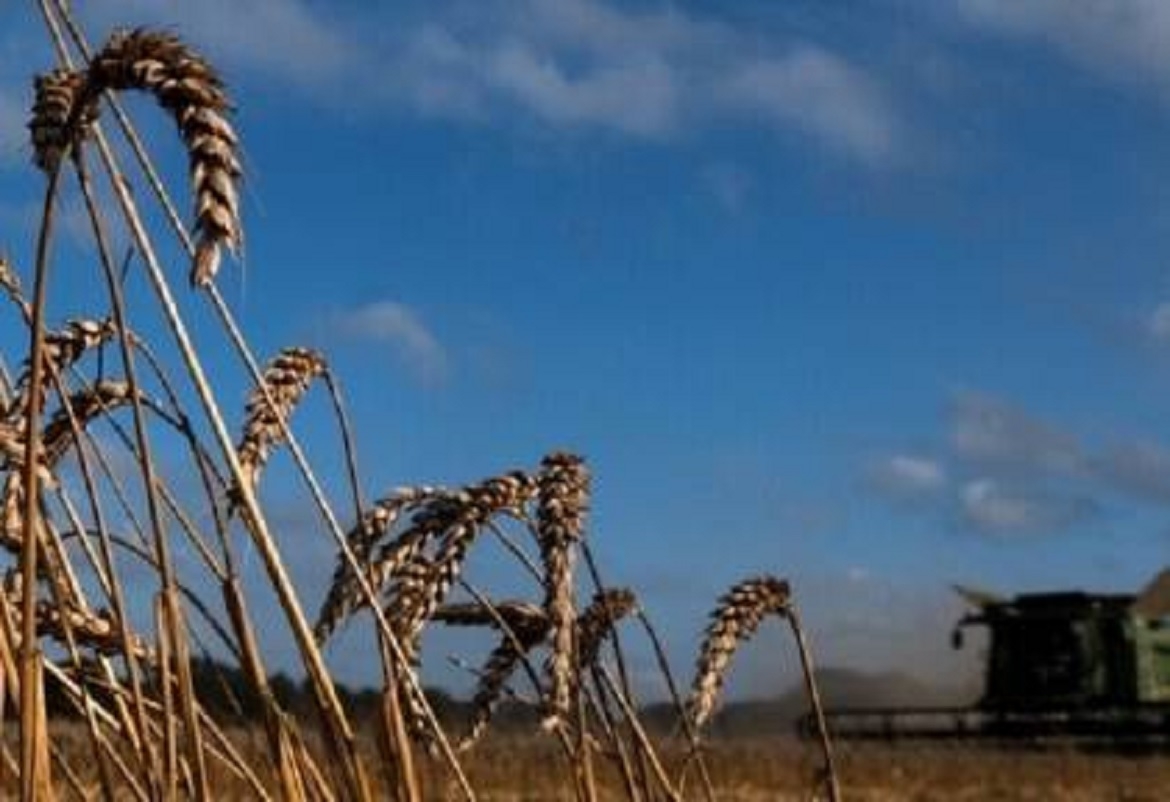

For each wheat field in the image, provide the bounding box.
[5,3,1168,801]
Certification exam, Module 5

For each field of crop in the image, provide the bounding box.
[5,729,1165,800]
[6,3,1169,800]
[427,738,1167,801]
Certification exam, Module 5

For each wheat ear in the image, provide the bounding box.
[27,318,116,383]
[313,486,450,644]
[0,256,26,315]
[576,588,637,668]
[388,472,538,645]
[235,347,326,495]
[29,68,96,173]
[86,28,242,285]
[688,575,791,729]
[433,600,547,632]
[535,451,589,729]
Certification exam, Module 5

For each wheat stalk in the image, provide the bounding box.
[535,451,589,730]
[86,28,242,286]
[688,575,791,729]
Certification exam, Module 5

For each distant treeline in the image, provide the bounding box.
[45,656,894,736]
[42,655,547,733]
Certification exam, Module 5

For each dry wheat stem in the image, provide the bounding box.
[688,575,791,729]
[46,12,427,788]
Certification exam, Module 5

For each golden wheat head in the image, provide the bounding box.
[460,610,551,750]
[387,471,539,646]
[535,451,589,730]
[576,587,637,668]
[87,28,242,285]
[314,485,451,644]
[29,68,97,173]
[235,347,326,495]
[688,575,791,729]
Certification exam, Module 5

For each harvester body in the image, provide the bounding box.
[966,591,1170,711]
[813,572,1170,744]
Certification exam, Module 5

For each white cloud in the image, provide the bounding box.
[332,300,449,386]
[392,2,900,160]
[83,0,356,90]
[956,0,1170,97]
[870,390,1170,536]
[79,0,904,164]
[869,454,947,498]
[721,48,897,163]
[1148,302,1170,340]
[485,41,679,136]
[959,478,1097,535]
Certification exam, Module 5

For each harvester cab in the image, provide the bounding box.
[951,572,1170,712]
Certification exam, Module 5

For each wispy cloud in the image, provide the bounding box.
[959,477,1098,536]
[330,300,449,386]
[1147,301,1170,342]
[720,48,897,163]
[948,391,1083,475]
[77,0,905,165]
[867,453,947,500]
[955,0,1170,98]
[701,162,753,214]
[872,389,1170,537]
[1093,440,1170,504]
[391,1,902,162]
[0,196,118,251]
[84,0,356,90]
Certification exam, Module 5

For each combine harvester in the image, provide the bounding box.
[810,570,1170,746]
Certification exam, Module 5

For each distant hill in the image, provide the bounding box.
[664,667,978,737]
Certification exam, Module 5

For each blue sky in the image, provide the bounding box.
[3,0,1170,695]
